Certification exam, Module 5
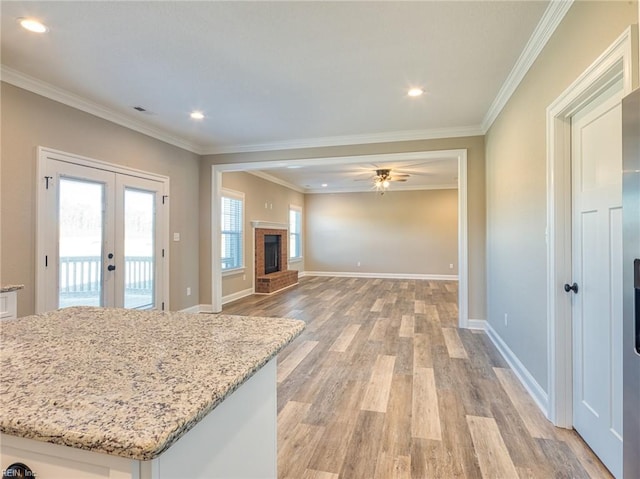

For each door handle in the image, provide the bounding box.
[564,282,578,293]
[107,264,116,271]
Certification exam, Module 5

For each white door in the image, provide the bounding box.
[571,79,623,477]
[38,155,167,312]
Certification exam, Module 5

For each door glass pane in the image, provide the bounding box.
[59,178,104,308]
[124,189,155,309]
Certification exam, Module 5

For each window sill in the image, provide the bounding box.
[222,267,245,277]
[289,257,303,264]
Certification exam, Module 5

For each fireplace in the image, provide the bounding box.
[264,235,281,274]
[253,223,298,294]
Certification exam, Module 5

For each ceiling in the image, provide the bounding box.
[1,0,555,192]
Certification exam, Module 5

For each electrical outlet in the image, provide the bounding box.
[173,232,180,242]
[357,261,361,267]
[243,274,246,281]
[186,287,191,296]
[449,263,454,269]
[504,313,508,326]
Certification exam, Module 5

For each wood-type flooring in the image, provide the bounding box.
[222,276,612,479]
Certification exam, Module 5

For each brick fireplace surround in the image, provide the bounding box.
[254,225,298,294]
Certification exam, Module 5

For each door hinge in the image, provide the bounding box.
[45,255,48,267]
[45,176,53,189]
[162,195,168,205]
[162,249,165,258]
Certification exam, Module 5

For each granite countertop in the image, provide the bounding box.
[0,306,304,461]
[0,284,24,293]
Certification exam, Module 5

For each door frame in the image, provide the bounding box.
[546,27,636,427]
[210,148,469,329]
[35,146,171,313]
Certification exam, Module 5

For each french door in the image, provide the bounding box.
[37,148,169,313]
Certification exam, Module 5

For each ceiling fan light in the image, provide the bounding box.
[382,180,390,188]
[18,18,49,33]
[408,88,424,97]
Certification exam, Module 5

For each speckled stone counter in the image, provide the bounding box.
[0,307,304,461]
[0,284,24,293]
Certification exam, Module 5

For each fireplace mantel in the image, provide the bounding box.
[251,221,288,230]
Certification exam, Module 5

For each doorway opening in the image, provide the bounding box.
[210,148,469,329]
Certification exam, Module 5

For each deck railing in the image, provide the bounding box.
[59,256,154,293]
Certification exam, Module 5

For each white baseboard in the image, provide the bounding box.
[303,271,458,281]
[223,288,254,305]
[178,304,202,313]
[179,304,211,313]
[485,322,549,416]
[184,286,293,313]
[466,319,487,330]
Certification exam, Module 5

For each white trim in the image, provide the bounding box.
[251,221,288,230]
[482,0,573,132]
[221,187,245,201]
[198,304,215,313]
[546,26,635,427]
[179,304,203,314]
[248,171,305,194]
[304,183,458,195]
[223,288,254,305]
[289,204,303,261]
[221,187,245,272]
[467,319,487,331]
[212,149,469,327]
[37,146,170,183]
[36,147,170,313]
[486,322,549,416]
[457,150,469,329]
[1,66,483,156]
[203,126,483,155]
[221,267,245,277]
[303,271,458,281]
[2,67,204,155]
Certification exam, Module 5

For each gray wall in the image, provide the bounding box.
[485,0,637,391]
[1,83,201,315]
[201,135,486,320]
[305,189,458,275]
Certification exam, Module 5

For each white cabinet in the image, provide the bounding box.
[1,359,277,479]
[0,291,17,320]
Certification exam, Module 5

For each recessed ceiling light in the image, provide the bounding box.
[321,183,328,188]
[18,18,48,33]
[190,111,204,120]
[408,88,424,97]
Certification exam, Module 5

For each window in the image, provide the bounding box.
[289,205,302,260]
[221,189,244,271]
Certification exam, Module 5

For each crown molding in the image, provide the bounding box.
[202,125,484,155]
[481,0,574,132]
[247,171,306,194]
[1,66,206,155]
[305,183,457,195]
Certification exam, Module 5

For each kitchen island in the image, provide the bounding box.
[0,306,304,478]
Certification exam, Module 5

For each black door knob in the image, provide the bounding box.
[107,264,116,271]
[564,282,578,293]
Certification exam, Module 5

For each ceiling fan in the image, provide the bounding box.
[356,168,410,194]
